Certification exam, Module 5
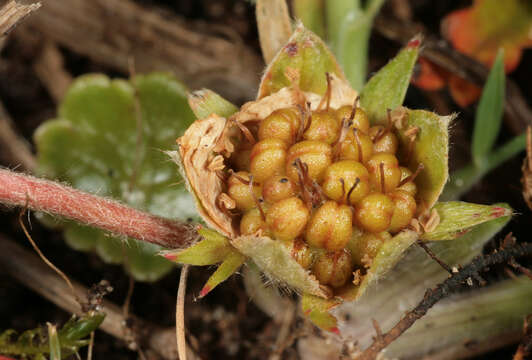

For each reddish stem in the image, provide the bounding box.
[0,169,196,249]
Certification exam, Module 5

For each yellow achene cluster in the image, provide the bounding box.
[226,104,421,289]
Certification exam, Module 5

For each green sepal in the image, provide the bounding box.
[301,294,342,333]
[421,202,513,241]
[198,250,246,298]
[360,38,420,125]
[356,229,419,298]
[397,109,453,211]
[188,89,239,120]
[258,23,345,98]
[231,235,329,298]
[162,227,233,266]
[34,73,197,281]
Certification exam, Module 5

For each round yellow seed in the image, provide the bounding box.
[322,160,370,204]
[354,193,395,233]
[250,138,287,182]
[265,197,310,241]
[286,140,332,183]
[305,201,353,251]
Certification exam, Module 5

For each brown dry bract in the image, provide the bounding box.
[176,114,235,238]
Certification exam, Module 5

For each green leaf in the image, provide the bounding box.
[292,0,326,38]
[162,228,233,266]
[34,73,197,281]
[472,50,505,166]
[258,24,345,98]
[231,235,329,298]
[397,109,453,211]
[188,89,239,120]
[198,250,246,298]
[0,313,104,359]
[360,39,420,125]
[60,313,105,341]
[421,202,513,241]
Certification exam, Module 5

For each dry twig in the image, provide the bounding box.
[21,0,262,101]
[0,0,40,39]
[32,41,72,102]
[514,315,532,360]
[176,265,190,360]
[357,241,532,360]
[0,102,37,171]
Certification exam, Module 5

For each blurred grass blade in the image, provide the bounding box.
[256,0,292,63]
[360,38,420,124]
[328,0,386,90]
[292,0,325,38]
[472,50,505,167]
[326,0,360,51]
[442,132,526,200]
[47,323,61,360]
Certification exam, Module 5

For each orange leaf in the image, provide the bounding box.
[412,57,449,91]
[442,0,532,72]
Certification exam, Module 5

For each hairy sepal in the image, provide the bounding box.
[422,202,513,241]
[199,250,247,298]
[360,37,421,125]
[231,235,330,298]
[188,89,239,120]
[397,108,453,212]
[258,23,346,98]
[162,227,233,266]
[301,230,418,331]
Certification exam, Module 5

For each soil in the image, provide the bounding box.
[0,0,531,359]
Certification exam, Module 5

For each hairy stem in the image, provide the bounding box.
[0,169,197,249]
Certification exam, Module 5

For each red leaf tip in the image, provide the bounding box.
[329,327,341,335]
[199,285,212,298]
[407,38,421,48]
[163,253,177,261]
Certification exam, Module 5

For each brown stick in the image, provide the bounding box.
[0,0,40,38]
[513,315,532,360]
[21,0,262,102]
[0,168,197,249]
[374,15,532,135]
[0,102,37,171]
[32,40,72,102]
[0,234,195,360]
[357,242,532,360]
